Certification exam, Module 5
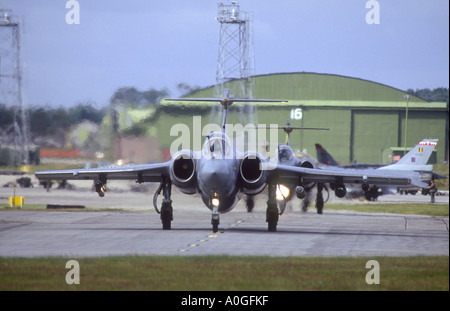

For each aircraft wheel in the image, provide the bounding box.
[268,221,277,232]
[268,218,277,232]
[161,200,173,230]
[316,203,323,215]
[246,196,255,213]
[267,183,279,232]
[316,183,324,214]
[212,219,219,233]
[267,212,278,232]
[161,212,172,230]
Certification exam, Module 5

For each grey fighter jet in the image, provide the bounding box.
[254,120,330,214]
[35,96,424,232]
[315,139,444,200]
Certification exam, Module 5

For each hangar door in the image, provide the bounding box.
[351,111,398,164]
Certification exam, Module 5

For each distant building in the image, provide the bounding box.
[124,72,449,164]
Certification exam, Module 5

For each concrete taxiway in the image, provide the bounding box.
[0,177,448,257]
[0,209,448,257]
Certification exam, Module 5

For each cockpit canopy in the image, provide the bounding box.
[277,145,294,161]
[202,132,233,159]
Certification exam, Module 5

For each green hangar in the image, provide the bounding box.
[123,72,448,164]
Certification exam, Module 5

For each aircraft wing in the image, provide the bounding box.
[271,164,420,187]
[165,98,287,104]
[35,162,171,183]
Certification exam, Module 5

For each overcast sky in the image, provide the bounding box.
[1,0,448,108]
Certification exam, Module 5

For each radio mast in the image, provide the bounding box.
[0,9,29,165]
[215,2,254,99]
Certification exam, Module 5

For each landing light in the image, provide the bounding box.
[276,184,290,201]
[212,198,220,207]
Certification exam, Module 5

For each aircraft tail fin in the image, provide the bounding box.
[380,139,438,170]
[315,144,338,166]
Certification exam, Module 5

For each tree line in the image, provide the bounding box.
[0,84,199,148]
[0,86,446,148]
[406,87,449,103]
[0,102,105,140]
[110,83,200,108]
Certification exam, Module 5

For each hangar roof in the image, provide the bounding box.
[188,72,429,103]
[161,99,447,111]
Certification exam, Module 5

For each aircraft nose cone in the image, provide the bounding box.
[201,160,228,188]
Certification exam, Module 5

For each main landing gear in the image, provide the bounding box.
[316,183,324,214]
[266,183,279,232]
[153,178,173,230]
[266,182,326,232]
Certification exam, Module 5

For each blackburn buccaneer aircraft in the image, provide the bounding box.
[35,96,427,232]
[315,139,445,200]
[255,120,330,214]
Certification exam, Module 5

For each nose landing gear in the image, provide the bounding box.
[211,206,220,233]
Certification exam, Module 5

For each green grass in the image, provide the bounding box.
[0,256,447,291]
[324,203,449,217]
[1,202,448,291]
[1,202,448,216]
[434,163,449,190]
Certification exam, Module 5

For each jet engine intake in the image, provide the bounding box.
[239,153,267,194]
[170,151,197,194]
[298,158,317,169]
[298,158,317,190]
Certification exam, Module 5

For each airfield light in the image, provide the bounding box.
[276,184,290,201]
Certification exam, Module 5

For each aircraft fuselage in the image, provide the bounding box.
[197,158,242,213]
